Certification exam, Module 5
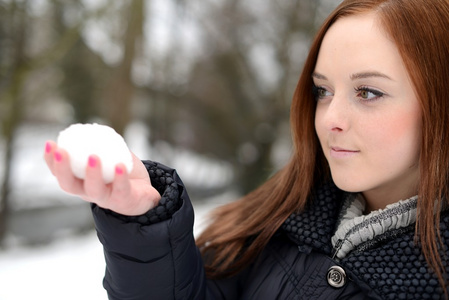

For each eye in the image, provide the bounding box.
[313,85,333,101]
[354,86,384,101]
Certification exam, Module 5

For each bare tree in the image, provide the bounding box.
[0,0,29,242]
[142,0,335,194]
[0,0,88,243]
[99,0,146,135]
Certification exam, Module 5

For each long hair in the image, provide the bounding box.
[196,0,449,291]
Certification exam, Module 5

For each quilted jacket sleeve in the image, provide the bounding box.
[91,161,231,300]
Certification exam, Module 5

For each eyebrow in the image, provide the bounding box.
[312,71,393,81]
[350,71,393,81]
[311,72,327,80]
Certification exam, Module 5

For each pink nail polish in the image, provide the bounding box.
[54,151,62,162]
[88,156,97,168]
[115,166,124,175]
[45,142,52,153]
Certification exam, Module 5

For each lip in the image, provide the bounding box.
[330,146,360,158]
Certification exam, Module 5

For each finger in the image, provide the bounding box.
[110,163,131,200]
[44,140,58,176]
[105,163,141,214]
[83,155,110,202]
[52,147,85,195]
[112,163,161,216]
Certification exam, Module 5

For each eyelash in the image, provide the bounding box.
[354,86,385,102]
[312,85,385,102]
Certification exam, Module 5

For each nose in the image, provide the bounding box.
[316,92,350,133]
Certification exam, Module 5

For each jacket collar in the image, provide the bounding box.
[281,182,346,255]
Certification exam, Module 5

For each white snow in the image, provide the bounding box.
[57,123,134,183]
[0,231,107,300]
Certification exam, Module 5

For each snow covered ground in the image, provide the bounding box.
[0,231,107,300]
[0,199,228,300]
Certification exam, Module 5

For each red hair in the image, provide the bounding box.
[197,0,449,292]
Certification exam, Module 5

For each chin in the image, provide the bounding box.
[331,175,364,193]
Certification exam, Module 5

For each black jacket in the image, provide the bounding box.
[91,161,449,299]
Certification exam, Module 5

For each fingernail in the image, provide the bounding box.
[54,151,62,162]
[88,156,97,168]
[45,142,52,153]
[115,166,124,175]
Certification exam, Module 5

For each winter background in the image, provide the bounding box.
[0,0,339,299]
[1,1,237,298]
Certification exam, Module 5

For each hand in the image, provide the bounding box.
[44,140,161,216]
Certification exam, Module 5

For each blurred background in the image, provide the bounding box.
[0,0,339,298]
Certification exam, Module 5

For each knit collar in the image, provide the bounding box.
[331,193,418,259]
[281,182,419,257]
[281,182,344,255]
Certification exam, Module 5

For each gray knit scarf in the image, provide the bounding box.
[331,193,418,260]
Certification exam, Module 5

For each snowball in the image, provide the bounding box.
[57,123,133,183]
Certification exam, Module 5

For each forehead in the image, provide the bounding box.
[315,13,407,79]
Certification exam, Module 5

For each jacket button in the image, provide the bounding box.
[327,266,346,288]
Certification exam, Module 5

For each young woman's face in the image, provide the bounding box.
[314,13,422,211]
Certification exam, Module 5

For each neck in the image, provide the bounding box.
[362,185,418,214]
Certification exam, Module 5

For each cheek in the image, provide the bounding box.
[368,111,421,162]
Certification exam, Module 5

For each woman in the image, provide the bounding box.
[44,0,449,299]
